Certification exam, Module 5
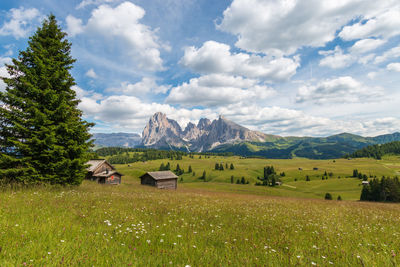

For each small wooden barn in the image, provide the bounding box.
[86,159,123,184]
[140,171,178,189]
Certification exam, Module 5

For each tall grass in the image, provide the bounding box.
[1,181,400,266]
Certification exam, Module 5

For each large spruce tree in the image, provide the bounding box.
[0,15,93,185]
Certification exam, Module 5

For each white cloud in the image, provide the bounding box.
[349,38,386,54]
[107,77,170,95]
[367,71,378,79]
[218,0,397,55]
[76,88,399,136]
[85,68,98,79]
[216,103,400,136]
[387,63,400,72]
[166,74,275,107]
[72,85,103,100]
[374,45,400,64]
[78,93,216,132]
[66,15,84,37]
[339,6,400,41]
[0,57,12,92]
[296,76,384,104]
[67,2,167,71]
[319,46,354,69]
[76,0,116,9]
[0,7,40,39]
[180,41,300,82]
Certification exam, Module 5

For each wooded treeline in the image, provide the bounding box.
[348,141,400,159]
[360,176,400,202]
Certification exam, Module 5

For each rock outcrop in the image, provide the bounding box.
[141,112,267,151]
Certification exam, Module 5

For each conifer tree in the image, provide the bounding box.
[0,15,93,185]
[188,165,192,173]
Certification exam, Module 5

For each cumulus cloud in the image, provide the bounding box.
[66,15,84,37]
[166,74,275,107]
[180,41,300,82]
[85,68,98,79]
[0,7,40,39]
[319,46,354,69]
[66,2,167,71]
[374,45,400,64]
[218,0,397,55]
[78,93,216,132]
[339,6,400,41]
[349,38,386,54]
[107,77,171,95]
[76,87,399,136]
[387,63,400,72]
[296,76,384,104]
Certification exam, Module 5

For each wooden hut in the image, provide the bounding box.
[86,159,123,184]
[140,171,178,189]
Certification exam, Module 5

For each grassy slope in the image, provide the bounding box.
[1,156,400,266]
[1,180,400,266]
[115,155,400,201]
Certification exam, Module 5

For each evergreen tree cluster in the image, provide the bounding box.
[159,162,171,171]
[236,176,249,184]
[347,141,400,159]
[352,169,369,180]
[105,149,186,164]
[360,176,400,202]
[0,15,93,185]
[255,166,280,186]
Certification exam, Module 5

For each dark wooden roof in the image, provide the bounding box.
[86,159,115,172]
[93,170,123,178]
[141,171,178,180]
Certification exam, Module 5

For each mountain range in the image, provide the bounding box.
[92,112,400,159]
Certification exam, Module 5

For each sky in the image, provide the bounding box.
[0,0,399,137]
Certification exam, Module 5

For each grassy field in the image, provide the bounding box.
[115,155,400,200]
[1,156,400,266]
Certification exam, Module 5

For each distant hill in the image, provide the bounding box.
[91,113,400,159]
[92,133,141,148]
[348,141,400,159]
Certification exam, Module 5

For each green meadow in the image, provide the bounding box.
[1,156,400,266]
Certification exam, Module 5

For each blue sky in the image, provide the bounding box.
[1,0,399,137]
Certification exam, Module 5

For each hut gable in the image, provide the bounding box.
[86,159,122,184]
[140,171,178,189]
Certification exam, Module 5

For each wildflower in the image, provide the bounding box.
[297,256,301,259]
[60,240,65,243]
[173,243,177,245]
[177,235,182,238]
[193,245,196,248]
[322,256,326,259]
[160,239,164,243]
[311,262,316,266]
[329,262,333,265]
[146,240,151,244]
[48,252,51,255]
[357,255,361,259]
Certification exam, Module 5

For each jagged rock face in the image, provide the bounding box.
[142,112,183,146]
[182,122,201,141]
[141,112,267,151]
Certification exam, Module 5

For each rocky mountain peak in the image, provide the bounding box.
[141,112,267,151]
[197,118,211,130]
[142,112,182,146]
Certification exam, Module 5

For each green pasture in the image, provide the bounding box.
[115,155,400,200]
[1,156,400,266]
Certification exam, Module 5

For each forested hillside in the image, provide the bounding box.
[348,141,400,159]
